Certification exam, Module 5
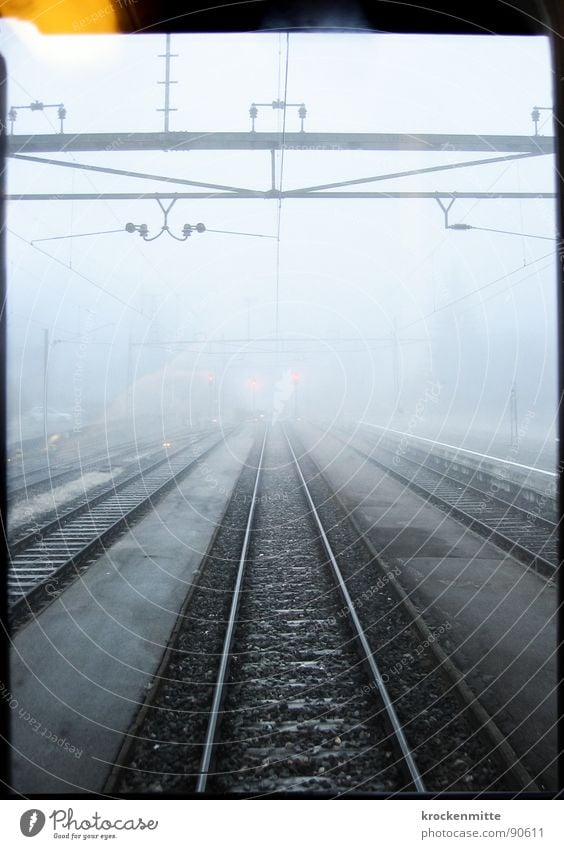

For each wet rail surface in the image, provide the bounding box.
[337,426,558,576]
[8,428,233,627]
[7,428,208,505]
[112,426,527,795]
[7,432,212,544]
[197,427,424,794]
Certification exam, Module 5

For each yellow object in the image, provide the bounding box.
[0,0,120,34]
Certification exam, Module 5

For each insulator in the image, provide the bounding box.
[30,100,44,111]
[138,224,149,238]
[182,224,193,237]
[531,107,540,123]
[8,108,17,122]
[249,105,258,119]
[58,106,67,120]
[298,105,307,119]
[272,99,284,109]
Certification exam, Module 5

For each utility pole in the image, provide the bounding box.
[510,384,519,448]
[250,377,257,417]
[43,327,49,442]
[246,298,252,341]
[126,334,133,425]
[291,371,300,419]
[392,317,400,406]
[157,34,178,134]
[207,371,215,422]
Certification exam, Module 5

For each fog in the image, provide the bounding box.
[1,25,557,462]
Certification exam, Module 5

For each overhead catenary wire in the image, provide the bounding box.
[8,228,151,318]
[455,224,558,241]
[204,228,277,239]
[456,257,555,317]
[27,221,555,246]
[402,249,556,330]
[8,67,280,337]
[31,228,126,244]
[53,321,117,344]
[8,62,556,341]
[275,33,290,343]
[7,308,89,338]
[395,154,534,319]
[31,226,276,244]
[7,74,182,311]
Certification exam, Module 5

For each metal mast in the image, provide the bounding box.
[157,34,178,134]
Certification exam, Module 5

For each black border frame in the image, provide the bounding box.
[0,0,561,800]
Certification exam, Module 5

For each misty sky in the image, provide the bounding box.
[0,23,558,444]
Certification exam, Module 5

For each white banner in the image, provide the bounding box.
[2,799,563,848]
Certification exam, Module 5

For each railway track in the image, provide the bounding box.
[357,423,557,506]
[111,425,531,795]
[339,427,558,577]
[7,429,193,502]
[196,427,424,793]
[7,432,210,543]
[9,432,203,551]
[8,428,232,626]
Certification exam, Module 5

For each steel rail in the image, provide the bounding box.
[7,425,198,488]
[357,421,557,479]
[363,439,558,565]
[9,431,231,619]
[9,434,206,558]
[8,430,196,502]
[359,431,557,532]
[195,428,268,793]
[295,428,540,792]
[284,429,427,793]
[340,434,557,576]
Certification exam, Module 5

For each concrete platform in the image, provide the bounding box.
[9,426,254,794]
[299,423,558,791]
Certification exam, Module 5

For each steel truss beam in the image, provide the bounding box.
[9,150,544,199]
[9,153,252,194]
[132,336,423,345]
[6,192,557,201]
[6,132,555,154]
[8,135,553,204]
